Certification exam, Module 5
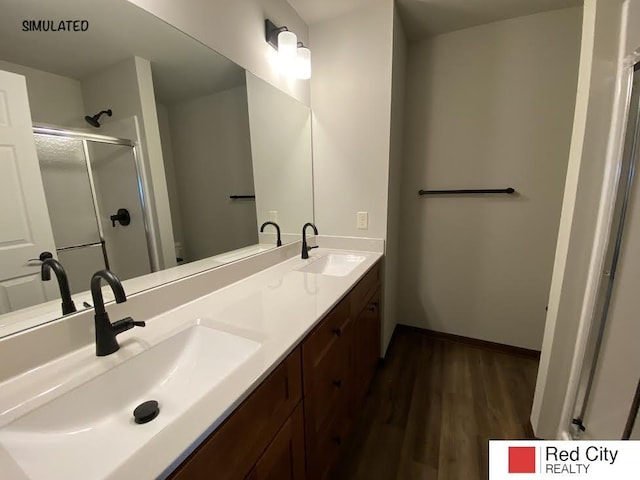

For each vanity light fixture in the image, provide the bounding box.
[296,42,311,80]
[265,19,311,79]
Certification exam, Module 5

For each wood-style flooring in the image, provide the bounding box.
[332,326,539,480]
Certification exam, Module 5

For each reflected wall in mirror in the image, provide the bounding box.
[0,0,313,337]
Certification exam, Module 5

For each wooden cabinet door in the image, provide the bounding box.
[246,404,305,480]
[353,289,381,410]
[302,297,355,480]
[302,298,353,441]
[170,349,302,480]
[305,401,351,480]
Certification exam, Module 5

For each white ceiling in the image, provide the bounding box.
[286,0,377,26]
[0,0,245,104]
[287,0,583,39]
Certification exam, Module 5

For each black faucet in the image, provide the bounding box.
[41,258,77,315]
[301,222,318,259]
[91,270,145,356]
[260,221,282,247]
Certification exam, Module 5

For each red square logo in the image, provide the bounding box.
[508,446,536,474]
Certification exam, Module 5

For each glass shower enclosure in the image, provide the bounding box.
[569,64,640,440]
[34,127,152,294]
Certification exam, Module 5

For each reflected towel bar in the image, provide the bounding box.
[229,195,256,199]
[418,188,515,195]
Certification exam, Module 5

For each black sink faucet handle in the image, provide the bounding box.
[41,257,77,315]
[91,270,145,356]
[260,221,282,247]
[301,222,318,259]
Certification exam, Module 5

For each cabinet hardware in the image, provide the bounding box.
[332,379,342,388]
[332,327,342,337]
[332,436,342,445]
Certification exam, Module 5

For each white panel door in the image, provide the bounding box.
[0,69,57,314]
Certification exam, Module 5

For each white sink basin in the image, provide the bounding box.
[296,254,366,277]
[0,325,260,480]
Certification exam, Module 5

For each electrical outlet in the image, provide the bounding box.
[269,210,278,223]
[357,211,368,230]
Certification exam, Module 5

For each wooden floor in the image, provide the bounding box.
[332,327,539,480]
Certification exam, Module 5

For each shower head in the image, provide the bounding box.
[85,109,112,128]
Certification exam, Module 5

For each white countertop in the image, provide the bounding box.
[0,247,382,480]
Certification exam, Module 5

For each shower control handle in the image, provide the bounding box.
[110,208,131,228]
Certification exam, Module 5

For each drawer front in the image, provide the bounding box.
[303,316,353,437]
[302,296,350,370]
[306,402,351,480]
[349,262,380,317]
[171,348,302,480]
[246,403,305,480]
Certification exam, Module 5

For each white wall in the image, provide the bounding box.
[246,72,314,236]
[168,85,258,261]
[127,0,310,105]
[309,0,396,354]
[626,0,640,57]
[0,60,85,128]
[383,4,407,355]
[531,0,626,439]
[397,8,582,351]
[81,56,176,271]
[310,0,394,240]
[156,103,185,250]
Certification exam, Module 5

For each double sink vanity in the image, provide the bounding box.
[0,239,383,480]
[0,1,382,478]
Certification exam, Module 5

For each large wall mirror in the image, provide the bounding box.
[0,0,314,337]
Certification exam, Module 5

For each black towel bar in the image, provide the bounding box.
[418,188,515,195]
[229,195,256,199]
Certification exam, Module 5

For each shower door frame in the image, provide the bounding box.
[567,63,640,439]
[33,126,156,274]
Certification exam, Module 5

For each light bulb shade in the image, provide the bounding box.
[278,30,298,70]
[296,46,311,80]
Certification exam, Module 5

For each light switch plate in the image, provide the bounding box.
[269,210,278,223]
[357,211,368,230]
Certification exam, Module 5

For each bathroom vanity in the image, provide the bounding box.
[170,261,381,480]
[0,243,383,480]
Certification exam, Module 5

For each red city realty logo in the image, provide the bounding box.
[508,446,536,474]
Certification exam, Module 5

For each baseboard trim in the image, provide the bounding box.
[396,324,541,359]
[379,323,400,365]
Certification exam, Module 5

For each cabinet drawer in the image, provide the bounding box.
[303,316,353,437]
[306,402,351,480]
[246,403,305,480]
[302,296,350,370]
[349,262,380,317]
[171,348,302,480]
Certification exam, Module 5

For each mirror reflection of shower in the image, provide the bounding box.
[34,127,153,294]
[84,109,112,128]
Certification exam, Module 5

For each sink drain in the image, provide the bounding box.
[133,400,160,424]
